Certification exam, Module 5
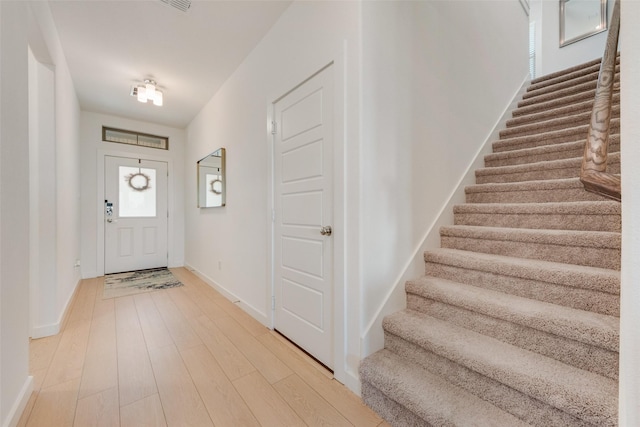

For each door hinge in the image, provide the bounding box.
[271,209,275,223]
[271,120,277,135]
[271,295,276,310]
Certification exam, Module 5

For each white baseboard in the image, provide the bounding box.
[184,263,269,327]
[2,376,33,427]
[30,322,60,339]
[342,369,362,397]
[81,270,98,279]
[30,277,82,339]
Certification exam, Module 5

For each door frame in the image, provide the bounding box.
[267,61,347,383]
[96,149,177,277]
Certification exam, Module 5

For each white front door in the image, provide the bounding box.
[273,65,334,368]
[104,156,168,274]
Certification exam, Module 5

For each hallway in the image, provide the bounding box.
[19,268,385,426]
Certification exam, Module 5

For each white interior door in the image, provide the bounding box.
[105,156,168,274]
[273,66,334,368]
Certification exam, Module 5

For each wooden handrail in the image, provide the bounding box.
[580,0,621,202]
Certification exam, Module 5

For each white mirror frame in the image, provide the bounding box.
[560,0,607,47]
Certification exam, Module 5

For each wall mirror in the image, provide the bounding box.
[197,148,226,208]
[560,0,607,47]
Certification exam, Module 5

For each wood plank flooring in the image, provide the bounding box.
[18,268,387,427]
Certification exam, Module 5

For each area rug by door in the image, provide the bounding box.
[103,267,183,299]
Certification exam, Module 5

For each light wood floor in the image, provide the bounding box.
[18,267,388,427]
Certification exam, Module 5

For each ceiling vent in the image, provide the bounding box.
[159,0,191,13]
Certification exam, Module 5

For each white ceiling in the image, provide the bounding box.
[48,0,292,128]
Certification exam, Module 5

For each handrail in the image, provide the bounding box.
[580,0,621,202]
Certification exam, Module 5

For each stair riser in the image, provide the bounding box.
[507,94,620,128]
[493,119,620,153]
[361,382,431,427]
[440,235,620,270]
[499,107,620,140]
[529,56,618,89]
[466,185,611,204]
[530,67,597,90]
[384,333,590,427]
[507,101,594,128]
[475,158,621,184]
[454,211,621,233]
[406,278,618,352]
[523,67,620,100]
[514,90,597,117]
[406,294,618,380]
[485,138,620,167]
[519,81,596,107]
[424,259,619,316]
[518,75,619,108]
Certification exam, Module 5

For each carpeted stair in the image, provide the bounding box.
[360,56,621,426]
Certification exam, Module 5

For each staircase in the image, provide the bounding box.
[360,56,621,426]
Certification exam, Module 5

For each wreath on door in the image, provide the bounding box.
[126,171,152,192]
[209,178,222,195]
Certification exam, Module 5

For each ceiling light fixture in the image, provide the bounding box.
[131,79,163,106]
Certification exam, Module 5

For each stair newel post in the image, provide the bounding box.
[580,0,621,201]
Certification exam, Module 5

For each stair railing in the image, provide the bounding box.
[580,0,621,202]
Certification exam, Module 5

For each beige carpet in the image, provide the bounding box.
[103,267,183,299]
[360,55,621,426]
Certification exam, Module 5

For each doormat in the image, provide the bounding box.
[103,267,183,299]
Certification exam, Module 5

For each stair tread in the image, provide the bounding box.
[523,67,619,101]
[508,98,594,127]
[529,57,603,85]
[360,349,530,427]
[440,225,620,249]
[440,225,620,269]
[518,73,618,108]
[454,201,620,216]
[507,93,620,128]
[383,309,618,426]
[492,123,593,152]
[500,111,591,139]
[476,152,620,177]
[493,118,619,151]
[518,79,599,107]
[424,248,619,294]
[513,89,598,117]
[467,177,590,194]
[406,276,618,351]
[529,55,619,88]
[500,105,620,139]
[485,134,620,164]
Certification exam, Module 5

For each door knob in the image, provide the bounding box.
[320,226,332,236]
[106,218,118,223]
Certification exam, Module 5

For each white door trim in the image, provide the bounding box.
[267,60,347,383]
[96,148,177,277]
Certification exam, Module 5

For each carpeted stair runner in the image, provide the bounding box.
[360,56,621,426]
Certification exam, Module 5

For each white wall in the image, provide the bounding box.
[619,1,640,423]
[28,1,82,338]
[185,0,360,387]
[1,2,33,425]
[28,48,58,337]
[79,112,185,279]
[360,0,529,358]
[185,0,528,393]
[533,0,615,76]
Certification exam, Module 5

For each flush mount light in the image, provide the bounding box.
[130,79,163,106]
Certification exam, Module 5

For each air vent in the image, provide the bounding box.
[159,0,191,13]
